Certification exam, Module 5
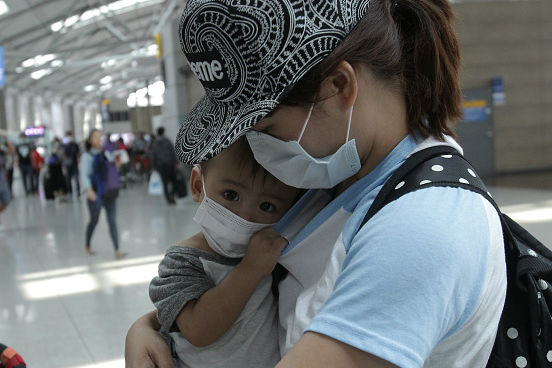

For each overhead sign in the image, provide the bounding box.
[0,46,5,87]
[25,126,45,137]
[462,99,489,123]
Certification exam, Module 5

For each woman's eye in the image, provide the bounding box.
[223,191,239,201]
[259,202,275,212]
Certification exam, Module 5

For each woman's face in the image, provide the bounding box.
[90,131,102,149]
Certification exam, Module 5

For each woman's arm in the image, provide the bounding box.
[277,332,398,368]
[176,228,287,347]
[125,311,175,368]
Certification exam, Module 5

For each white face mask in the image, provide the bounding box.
[193,177,273,258]
[246,104,361,189]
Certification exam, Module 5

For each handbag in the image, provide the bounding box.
[148,170,163,196]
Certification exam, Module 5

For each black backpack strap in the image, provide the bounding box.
[360,145,552,281]
[361,145,484,225]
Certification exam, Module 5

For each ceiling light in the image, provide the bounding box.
[50,21,63,32]
[84,85,96,92]
[148,81,165,96]
[22,58,35,68]
[36,54,56,65]
[22,54,58,68]
[100,75,113,84]
[51,60,64,68]
[0,1,9,16]
[127,92,137,108]
[102,59,117,68]
[30,69,53,80]
[100,83,113,91]
[64,15,79,28]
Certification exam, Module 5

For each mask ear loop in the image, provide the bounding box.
[346,106,354,142]
[194,164,208,197]
[297,103,315,144]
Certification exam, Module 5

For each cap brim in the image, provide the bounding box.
[175,94,280,164]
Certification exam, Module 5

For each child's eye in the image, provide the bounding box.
[259,202,275,212]
[223,190,239,201]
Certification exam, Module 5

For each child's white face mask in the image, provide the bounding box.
[193,178,273,258]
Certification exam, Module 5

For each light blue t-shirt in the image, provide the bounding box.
[275,135,506,367]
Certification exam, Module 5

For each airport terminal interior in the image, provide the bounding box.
[0,0,551,367]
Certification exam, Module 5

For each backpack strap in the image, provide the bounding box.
[361,145,490,225]
[360,145,552,283]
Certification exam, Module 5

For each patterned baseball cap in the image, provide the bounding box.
[176,0,370,164]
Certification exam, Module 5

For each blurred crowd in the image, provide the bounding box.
[0,129,188,206]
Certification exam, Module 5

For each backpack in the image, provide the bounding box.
[63,142,79,166]
[92,151,121,201]
[361,145,552,368]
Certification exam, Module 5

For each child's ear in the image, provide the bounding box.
[190,165,203,203]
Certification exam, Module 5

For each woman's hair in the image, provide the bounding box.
[281,0,461,140]
[86,129,100,151]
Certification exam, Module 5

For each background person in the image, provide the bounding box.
[45,138,66,201]
[16,133,33,196]
[81,129,126,259]
[62,131,81,197]
[126,1,506,367]
[150,127,178,205]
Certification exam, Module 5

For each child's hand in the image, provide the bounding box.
[238,227,288,279]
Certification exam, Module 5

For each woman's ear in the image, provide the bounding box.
[190,165,204,203]
[319,60,358,110]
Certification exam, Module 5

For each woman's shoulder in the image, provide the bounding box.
[351,185,497,267]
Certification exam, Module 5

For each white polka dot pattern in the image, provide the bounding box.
[175,0,371,163]
[377,148,552,368]
[515,356,527,367]
[507,327,519,339]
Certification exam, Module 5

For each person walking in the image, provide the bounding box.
[2,139,16,194]
[150,127,178,205]
[62,131,81,197]
[16,133,33,196]
[81,129,126,259]
[126,1,507,367]
[0,143,12,224]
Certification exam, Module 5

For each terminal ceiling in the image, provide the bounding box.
[0,0,185,101]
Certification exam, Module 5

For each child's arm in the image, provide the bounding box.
[176,228,287,347]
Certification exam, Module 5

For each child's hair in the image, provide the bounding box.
[200,136,273,184]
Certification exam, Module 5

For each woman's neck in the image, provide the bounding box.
[336,75,409,195]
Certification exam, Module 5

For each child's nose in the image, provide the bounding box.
[238,204,259,223]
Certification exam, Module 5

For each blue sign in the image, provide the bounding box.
[491,76,505,106]
[0,46,4,87]
[462,100,488,123]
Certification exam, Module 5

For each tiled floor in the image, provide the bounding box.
[0,173,551,367]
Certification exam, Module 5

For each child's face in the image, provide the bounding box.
[192,149,301,224]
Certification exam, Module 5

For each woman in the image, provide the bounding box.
[126,1,506,367]
[81,129,126,259]
[46,138,66,200]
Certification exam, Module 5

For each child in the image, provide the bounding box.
[149,137,302,367]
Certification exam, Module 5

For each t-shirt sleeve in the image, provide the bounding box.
[305,187,490,368]
[149,247,216,332]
